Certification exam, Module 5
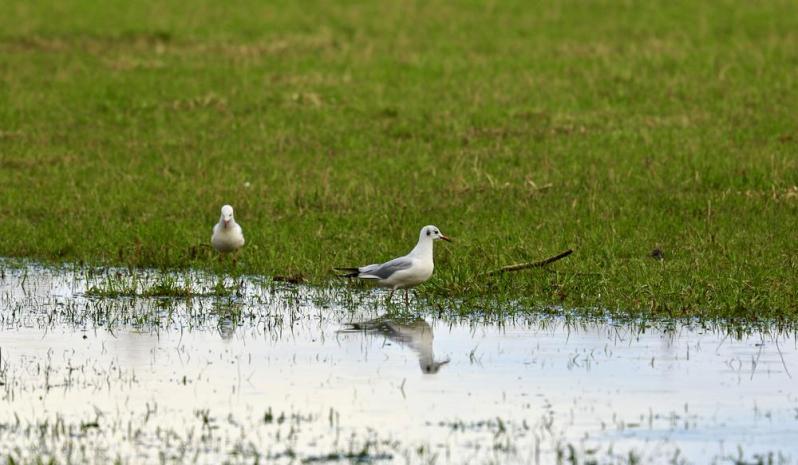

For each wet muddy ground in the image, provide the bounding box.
[1,263,796,464]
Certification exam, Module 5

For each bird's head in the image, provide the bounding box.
[420,358,450,374]
[420,225,451,243]
[220,205,235,228]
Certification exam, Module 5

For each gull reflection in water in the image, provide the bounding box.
[214,302,243,341]
[341,315,450,374]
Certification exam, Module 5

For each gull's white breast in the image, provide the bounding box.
[212,224,245,252]
[381,258,433,289]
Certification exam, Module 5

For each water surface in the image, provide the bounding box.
[1,264,796,464]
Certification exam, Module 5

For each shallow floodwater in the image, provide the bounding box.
[1,264,797,464]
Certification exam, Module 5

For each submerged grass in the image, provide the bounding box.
[0,0,797,319]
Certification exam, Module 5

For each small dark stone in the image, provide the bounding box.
[82,334,88,340]
[650,248,664,260]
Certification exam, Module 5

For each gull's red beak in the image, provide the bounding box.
[223,219,230,228]
[440,234,452,242]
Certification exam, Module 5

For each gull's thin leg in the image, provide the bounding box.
[387,289,395,303]
[404,289,409,305]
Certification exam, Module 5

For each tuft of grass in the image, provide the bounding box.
[86,275,140,298]
[0,0,797,319]
[140,275,193,297]
[86,274,240,298]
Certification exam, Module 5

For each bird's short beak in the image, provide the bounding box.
[223,219,230,228]
[440,235,452,242]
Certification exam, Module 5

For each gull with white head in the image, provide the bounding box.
[335,225,451,304]
[211,205,245,256]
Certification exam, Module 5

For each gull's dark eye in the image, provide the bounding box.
[434,230,439,234]
[426,230,431,236]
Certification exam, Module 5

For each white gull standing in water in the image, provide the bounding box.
[211,205,245,255]
[335,225,451,304]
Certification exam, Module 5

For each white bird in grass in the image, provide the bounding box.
[211,205,245,256]
[334,225,451,304]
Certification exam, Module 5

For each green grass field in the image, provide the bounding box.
[1,0,797,319]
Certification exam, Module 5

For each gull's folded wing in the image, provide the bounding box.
[359,257,413,280]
